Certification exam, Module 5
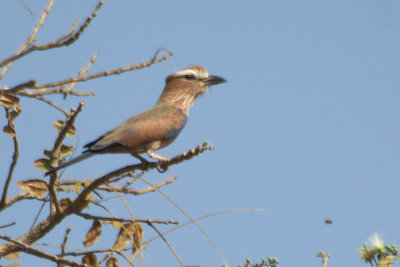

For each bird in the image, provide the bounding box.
[45,65,226,176]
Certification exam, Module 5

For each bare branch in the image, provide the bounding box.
[148,222,184,266]
[98,175,177,195]
[18,0,35,18]
[0,193,48,212]
[62,53,99,97]
[75,212,178,225]
[5,80,36,92]
[0,234,85,267]
[30,49,173,90]
[0,0,56,78]
[15,87,94,97]
[0,1,103,74]
[0,222,16,229]
[57,227,72,267]
[64,141,214,217]
[48,102,84,215]
[33,96,69,116]
[0,108,20,209]
[0,142,211,257]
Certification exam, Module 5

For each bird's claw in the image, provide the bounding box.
[156,163,169,173]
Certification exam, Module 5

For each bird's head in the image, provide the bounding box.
[158,65,226,114]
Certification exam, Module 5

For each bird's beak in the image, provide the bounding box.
[203,75,227,86]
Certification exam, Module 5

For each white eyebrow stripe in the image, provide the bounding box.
[174,68,210,80]
[175,69,199,77]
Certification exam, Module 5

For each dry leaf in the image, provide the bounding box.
[17,179,48,197]
[83,219,102,248]
[59,186,71,193]
[8,110,21,122]
[112,222,143,251]
[84,179,92,187]
[72,182,82,194]
[132,223,143,253]
[106,257,119,267]
[112,223,133,250]
[44,145,74,158]
[103,220,123,229]
[4,263,21,267]
[59,145,74,157]
[2,94,21,138]
[4,251,19,260]
[0,93,19,109]
[53,120,76,137]
[82,252,97,266]
[59,198,72,211]
[3,125,15,138]
[33,158,52,172]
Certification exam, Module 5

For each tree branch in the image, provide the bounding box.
[0,0,55,78]
[57,227,72,267]
[0,142,212,257]
[0,1,103,74]
[48,102,84,215]
[29,48,173,91]
[0,108,20,209]
[0,234,85,267]
[75,212,178,225]
[93,175,177,195]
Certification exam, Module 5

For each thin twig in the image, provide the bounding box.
[4,80,36,92]
[0,1,103,73]
[145,208,263,246]
[97,176,177,195]
[148,222,184,266]
[34,96,69,116]
[30,49,173,90]
[15,88,94,97]
[75,212,178,225]
[61,227,71,256]
[0,222,16,229]
[18,0,35,18]
[57,227,72,267]
[61,209,263,258]
[0,142,211,257]
[139,176,228,266]
[0,234,85,267]
[62,53,99,97]
[0,109,20,209]
[0,0,56,78]
[0,193,48,212]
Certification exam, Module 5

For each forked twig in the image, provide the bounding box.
[0,1,104,76]
[0,0,56,78]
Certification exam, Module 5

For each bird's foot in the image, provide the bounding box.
[132,154,151,165]
[133,152,169,172]
[156,164,169,173]
[146,151,171,173]
[147,150,170,162]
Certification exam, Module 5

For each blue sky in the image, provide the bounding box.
[1,1,400,266]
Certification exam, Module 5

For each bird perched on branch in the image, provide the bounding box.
[45,65,226,176]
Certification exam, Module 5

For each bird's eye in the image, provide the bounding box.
[184,75,195,80]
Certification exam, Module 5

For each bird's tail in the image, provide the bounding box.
[45,152,94,176]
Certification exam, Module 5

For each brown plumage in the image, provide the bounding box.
[45,65,226,175]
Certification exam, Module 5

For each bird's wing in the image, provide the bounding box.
[85,105,187,152]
